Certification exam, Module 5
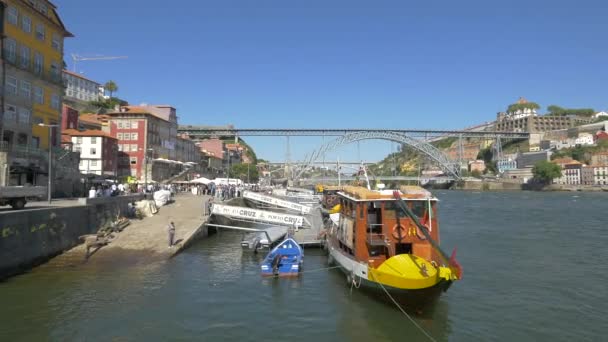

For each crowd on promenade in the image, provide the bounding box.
[87,179,262,201]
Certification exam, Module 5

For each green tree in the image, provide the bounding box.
[104,80,118,98]
[532,160,562,184]
[230,163,259,183]
[507,102,540,113]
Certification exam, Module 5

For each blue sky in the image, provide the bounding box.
[57,0,608,161]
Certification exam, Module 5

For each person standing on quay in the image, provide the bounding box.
[168,221,176,247]
[202,197,208,216]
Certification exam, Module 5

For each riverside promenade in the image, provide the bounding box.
[56,193,210,263]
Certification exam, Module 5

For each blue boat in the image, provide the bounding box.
[260,238,303,277]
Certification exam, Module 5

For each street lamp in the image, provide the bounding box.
[142,148,154,193]
[38,123,59,203]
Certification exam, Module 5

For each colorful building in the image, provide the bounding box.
[63,69,104,103]
[64,129,118,176]
[61,104,78,130]
[1,0,72,150]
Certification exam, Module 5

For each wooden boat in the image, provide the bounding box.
[325,185,462,307]
[260,238,303,277]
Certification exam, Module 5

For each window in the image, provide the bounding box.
[34,52,43,75]
[51,94,60,109]
[117,121,123,129]
[51,34,61,51]
[22,15,31,33]
[124,121,131,129]
[90,148,97,155]
[76,137,83,144]
[91,160,97,167]
[35,23,45,41]
[131,121,139,129]
[50,61,59,76]
[34,86,44,104]
[7,7,18,25]
[39,3,48,16]
[20,45,30,69]
[131,133,138,140]
[6,76,18,94]
[131,144,138,152]
[32,136,40,148]
[91,137,97,144]
[18,107,31,124]
[4,38,17,62]
[117,133,123,140]
[20,80,31,99]
[4,104,17,121]
[130,157,138,165]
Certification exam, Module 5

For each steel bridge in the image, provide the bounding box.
[178,127,530,139]
[298,176,455,184]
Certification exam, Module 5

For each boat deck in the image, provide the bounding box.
[241,226,288,251]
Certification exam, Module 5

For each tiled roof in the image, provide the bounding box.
[105,106,169,122]
[63,129,116,139]
[63,70,101,84]
[79,113,109,125]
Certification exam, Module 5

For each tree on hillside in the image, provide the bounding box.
[532,160,561,184]
[230,163,259,183]
[507,102,540,114]
[546,105,595,117]
[104,81,118,98]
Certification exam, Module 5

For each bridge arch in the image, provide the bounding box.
[294,131,461,180]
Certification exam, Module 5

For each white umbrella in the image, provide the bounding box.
[190,177,212,185]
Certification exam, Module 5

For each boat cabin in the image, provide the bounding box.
[334,186,440,268]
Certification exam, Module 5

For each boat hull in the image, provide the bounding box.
[327,240,451,308]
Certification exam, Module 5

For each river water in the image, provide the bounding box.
[1,191,607,341]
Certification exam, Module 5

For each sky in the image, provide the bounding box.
[57,0,608,162]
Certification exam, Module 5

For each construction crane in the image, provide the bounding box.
[71,54,128,72]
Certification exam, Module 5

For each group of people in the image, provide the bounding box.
[88,183,130,198]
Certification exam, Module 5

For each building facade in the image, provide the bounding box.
[591,152,608,166]
[105,105,194,181]
[65,129,117,176]
[61,104,78,130]
[1,0,72,150]
[198,138,224,159]
[516,151,551,169]
[63,69,104,102]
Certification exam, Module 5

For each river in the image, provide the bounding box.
[0,191,606,341]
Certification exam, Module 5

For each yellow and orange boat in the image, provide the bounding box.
[325,185,462,307]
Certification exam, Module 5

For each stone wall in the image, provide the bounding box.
[0,194,143,280]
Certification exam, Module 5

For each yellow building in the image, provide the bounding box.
[1,0,72,150]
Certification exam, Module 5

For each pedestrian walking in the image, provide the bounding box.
[202,197,208,216]
[167,221,176,247]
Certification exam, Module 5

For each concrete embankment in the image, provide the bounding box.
[0,194,143,280]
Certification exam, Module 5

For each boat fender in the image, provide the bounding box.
[391,224,407,240]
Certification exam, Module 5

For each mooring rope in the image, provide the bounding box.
[268,265,341,279]
[369,273,437,342]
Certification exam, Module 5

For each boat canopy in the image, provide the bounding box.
[337,185,438,202]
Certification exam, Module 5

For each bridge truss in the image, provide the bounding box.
[293,131,462,181]
[177,127,530,140]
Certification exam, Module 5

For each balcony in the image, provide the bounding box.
[3,51,65,87]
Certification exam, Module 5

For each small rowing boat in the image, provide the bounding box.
[260,238,303,277]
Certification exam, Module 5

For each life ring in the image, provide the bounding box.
[392,224,407,240]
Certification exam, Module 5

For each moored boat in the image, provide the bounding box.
[325,185,462,308]
[260,238,303,277]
